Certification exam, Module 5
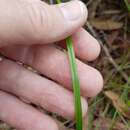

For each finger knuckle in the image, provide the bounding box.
[26,3,53,43]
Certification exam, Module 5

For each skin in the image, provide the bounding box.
[0,0,103,130]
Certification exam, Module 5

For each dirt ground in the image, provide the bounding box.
[0,0,130,130]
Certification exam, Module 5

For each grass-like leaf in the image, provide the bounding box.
[55,1,83,130]
[124,0,130,11]
[66,37,83,130]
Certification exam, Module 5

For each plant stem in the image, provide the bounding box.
[124,0,130,11]
[66,37,83,130]
[55,1,83,130]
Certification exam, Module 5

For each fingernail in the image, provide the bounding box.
[59,0,87,21]
[81,98,88,117]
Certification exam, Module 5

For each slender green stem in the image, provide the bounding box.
[109,111,118,130]
[109,77,130,130]
[124,0,130,11]
[66,37,82,130]
[55,1,82,130]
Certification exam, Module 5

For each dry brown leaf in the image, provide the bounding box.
[90,19,123,30]
[104,91,130,119]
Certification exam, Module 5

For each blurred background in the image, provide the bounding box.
[0,0,130,130]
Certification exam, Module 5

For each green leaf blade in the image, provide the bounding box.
[55,0,83,129]
[124,0,130,11]
[66,37,83,130]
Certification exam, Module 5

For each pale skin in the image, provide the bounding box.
[0,0,103,130]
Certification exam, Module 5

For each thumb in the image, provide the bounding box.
[0,0,87,47]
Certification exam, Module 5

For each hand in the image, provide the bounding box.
[0,0,103,130]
